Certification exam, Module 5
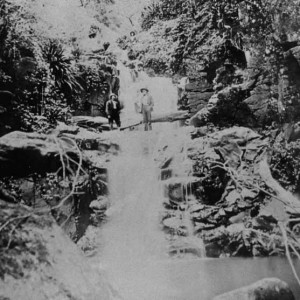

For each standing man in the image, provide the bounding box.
[105,93,121,130]
[139,88,154,131]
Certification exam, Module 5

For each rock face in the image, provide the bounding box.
[0,129,116,241]
[185,42,300,129]
[0,131,80,177]
[213,278,295,300]
[178,78,214,114]
[243,84,271,122]
[0,201,111,300]
[189,78,258,128]
[0,129,119,177]
[157,126,294,257]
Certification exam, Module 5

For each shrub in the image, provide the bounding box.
[42,40,82,98]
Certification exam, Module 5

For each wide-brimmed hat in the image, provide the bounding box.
[109,93,118,99]
[140,88,149,92]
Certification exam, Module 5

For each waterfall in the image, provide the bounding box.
[97,65,180,299]
[96,64,206,299]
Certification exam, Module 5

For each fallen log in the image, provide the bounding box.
[120,121,142,130]
[151,111,189,123]
[120,111,189,130]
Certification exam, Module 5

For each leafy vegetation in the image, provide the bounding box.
[0,0,118,136]
[135,0,300,78]
[42,40,82,97]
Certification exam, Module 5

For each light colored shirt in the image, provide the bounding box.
[139,94,154,112]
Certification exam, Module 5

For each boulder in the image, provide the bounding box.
[208,126,261,146]
[243,84,271,123]
[189,107,210,127]
[0,131,80,177]
[189,84,255,127]
[213,278,295,300]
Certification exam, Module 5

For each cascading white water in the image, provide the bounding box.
[97,66,181,299]
[161,134,206,259]
[97,64,206,299]
[100,131,179,300]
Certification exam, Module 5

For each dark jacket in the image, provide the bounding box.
[105,99,121,116]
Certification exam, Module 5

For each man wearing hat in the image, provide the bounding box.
[105,93,121,130]
[139,87,154,131]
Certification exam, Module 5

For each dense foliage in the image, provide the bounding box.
[135,0,300,76]
[0,0,117,135]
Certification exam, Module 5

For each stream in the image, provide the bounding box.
[91,66,300,299]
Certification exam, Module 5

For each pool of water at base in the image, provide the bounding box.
[162,256,300,300]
